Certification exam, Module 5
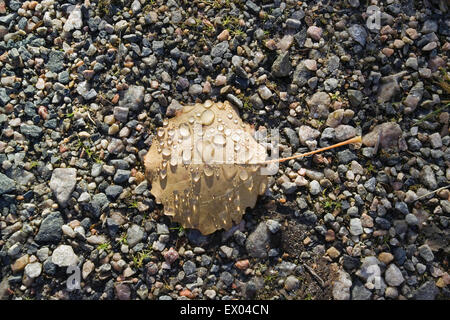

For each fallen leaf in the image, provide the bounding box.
[144,100,361,235]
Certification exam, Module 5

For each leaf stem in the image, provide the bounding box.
[262,136,362,164]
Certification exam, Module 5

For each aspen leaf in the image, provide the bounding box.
[144,100,361,235]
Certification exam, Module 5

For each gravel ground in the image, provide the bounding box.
[0,0,449,300]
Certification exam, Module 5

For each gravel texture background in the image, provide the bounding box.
[0,0,449,300]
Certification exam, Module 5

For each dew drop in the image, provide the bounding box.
[203,165,214,177]
[157,128,165,138]
[197,140,214,163]
[239,169,249,181]
[162,148,171,158]
[259,181,267,195]
[224,128,231,136]
[213,134,226,146]
[227,113,233,119]
[165,206,175,216]
[182,149,192,163]
[188,117,195,124]
[160,169,167,179]
[245,176,254,191]
[204,100,213,108]
[179,123,190,138]
[192,199,199,216]
[231,133,241,142]
[163,119,169,127]
[222,165,237,180]
[200,109,215,126]
[192,170,201,183]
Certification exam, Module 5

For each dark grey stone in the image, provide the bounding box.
[352,282,372,300]
[0,88,10,106]
[105,185,123,199]
[114,169,131,184]
[0,173,16,195]
[245,0,260,14]
[414,280,439,300]
[211,41,229,58]
[47,50,65,72]
[20,124,43,138]
[347,89,363,107]
[220,271,234,287]
[35,212,64,244]
[338,150,357,164]
[245,222,271,258]
[272,52,292,78]
[183,260,197,275]
[226,94,243,109]
[348,24,368,46]
[283,127,300,149]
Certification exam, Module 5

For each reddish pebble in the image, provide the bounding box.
[59,145,68,153]
[235,259,249,270]
[215,75,227,86]
[325,229,335,242]
[264,39,277,50]
[180,289,194,299]
[202,81,211,94]
[111,94,120,104]
[382,47,394,57]
[307,26,323,41]
[82,69,95,80]
[123,61,134,68]
[217,29,229,41]
[38,106,48,120]
[150,80,159,89]
[28,1,38,10]
[164,247,179,264]
[4,103,14,114]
